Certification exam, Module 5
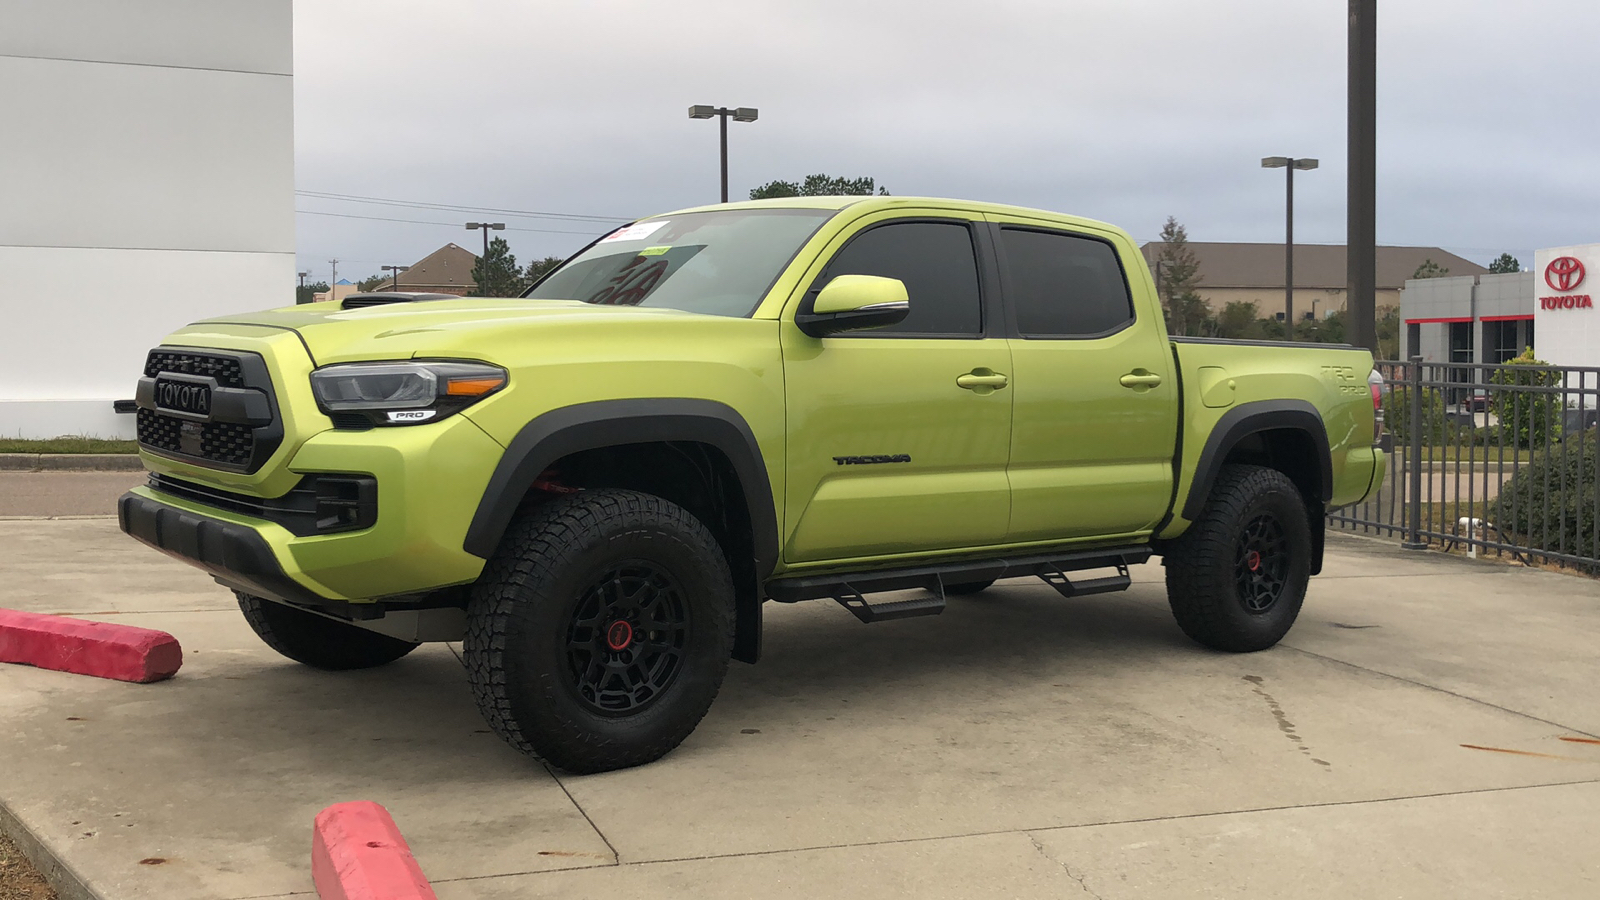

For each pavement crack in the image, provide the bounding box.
[1280,644,1600,739]
[542,762,620,866]
[1028,834,1105,899]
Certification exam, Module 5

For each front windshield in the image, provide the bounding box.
[525,208,837,317]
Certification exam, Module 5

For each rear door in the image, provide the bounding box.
[779,212,1014,563]
[987,216,1178,541]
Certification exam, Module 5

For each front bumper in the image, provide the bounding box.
[124,412,507,604]
[119,492,334,609]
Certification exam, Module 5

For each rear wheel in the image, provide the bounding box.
[1163,465,1311,652]
[464,489,735,774]
[236,592,419,670]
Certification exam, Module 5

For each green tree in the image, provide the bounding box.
[1215,301,1259,339]
[1488,253,1520,274]
[296,281,329,304]
[1153,216,1207,335]
[357,273,389,292]
[1412,258,1450,279]
[1376,306,1400,359]
[471,236,522,297]
[524,255,564,287]
[749,173,888,200]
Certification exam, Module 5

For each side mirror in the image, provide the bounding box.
[794,274,910,338]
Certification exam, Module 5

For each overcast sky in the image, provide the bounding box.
[292,0,1600,285]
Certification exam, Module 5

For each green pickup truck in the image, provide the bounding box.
[120,196,1384,773]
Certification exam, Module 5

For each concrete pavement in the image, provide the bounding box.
[0,473,143,518]
[0,515,1597,898]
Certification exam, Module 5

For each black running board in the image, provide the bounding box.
[766,546,1149,624]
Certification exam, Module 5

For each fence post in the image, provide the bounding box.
[1402,355,1428,550]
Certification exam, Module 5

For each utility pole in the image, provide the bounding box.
[1347,0,1378,353]
[329,259,339,303]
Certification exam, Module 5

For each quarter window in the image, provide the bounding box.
[999,228,1134,337]
[817,222,982,336]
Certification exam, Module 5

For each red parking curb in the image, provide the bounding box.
[313,802,438,900]
[0,609,181,683]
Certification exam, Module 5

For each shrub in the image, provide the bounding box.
[1383,385,1449,445]
[1493,432,1599,558]
[1488,350,1561,449]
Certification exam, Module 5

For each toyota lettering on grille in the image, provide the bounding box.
[154,379,213,419]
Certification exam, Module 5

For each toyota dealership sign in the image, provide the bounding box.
[1534,243,1600,365]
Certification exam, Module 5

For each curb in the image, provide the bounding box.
[0,797,97,900]
[0,454,144,472]
[0,609,182,683]
[313,802,438,900]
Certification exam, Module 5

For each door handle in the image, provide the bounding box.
[956,370,1009,390]
[1119,371,1163,389]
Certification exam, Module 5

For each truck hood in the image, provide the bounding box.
[195,297,708,363]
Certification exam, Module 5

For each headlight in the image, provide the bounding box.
[310,361,507,427]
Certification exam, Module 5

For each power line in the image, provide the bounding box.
[295,209,608,236]
[295,190,632,223]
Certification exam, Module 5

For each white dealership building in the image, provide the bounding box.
[0,1,293,439]
[1400,243,1600,369]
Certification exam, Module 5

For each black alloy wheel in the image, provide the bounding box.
[1163,464,1312,652]
[1235,514,1289,613]
[566,562,691,715]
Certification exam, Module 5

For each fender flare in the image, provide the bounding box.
[462,398,779,583]
[1181,399,1333,523]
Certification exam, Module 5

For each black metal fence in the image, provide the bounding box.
[1330,358,1600,570]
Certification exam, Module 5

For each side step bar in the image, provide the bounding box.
[766,546,1151,624]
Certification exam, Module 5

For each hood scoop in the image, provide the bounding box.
[342,292,462,310]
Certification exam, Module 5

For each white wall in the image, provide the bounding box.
[0,0,293,439]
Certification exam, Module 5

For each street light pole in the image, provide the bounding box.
[689,105,759,203]
[382,265,410,292]
[1261,156,1318,340]
[465,222,506,295]
[297,270,309,305]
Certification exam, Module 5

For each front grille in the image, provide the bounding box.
[144,351,245,388]
[138,348,281,472]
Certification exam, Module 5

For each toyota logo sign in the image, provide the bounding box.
[1546,256,1586,292]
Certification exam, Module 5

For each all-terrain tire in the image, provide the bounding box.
[464,489,735,774]
[236,592,419,669]
[1164,464,1312,652]
[943,579,997,595]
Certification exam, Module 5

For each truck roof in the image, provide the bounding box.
[654,196,1125,236]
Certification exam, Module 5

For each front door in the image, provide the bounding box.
[780,215,1013,564]
[988,217,1178,542]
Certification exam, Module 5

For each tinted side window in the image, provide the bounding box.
[820,222,981,336]
[999,228,1133,337]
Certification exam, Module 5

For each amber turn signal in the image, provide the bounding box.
[446,376,507,397]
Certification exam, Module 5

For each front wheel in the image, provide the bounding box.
[236,592,419,669]
[1163,465,1311,652]
[464,489,735,774]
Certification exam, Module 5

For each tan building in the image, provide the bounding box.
[377,242,479,295]
[311,279,360,304]
[1138,242,1487,322]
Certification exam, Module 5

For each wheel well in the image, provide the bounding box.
[1220,428,1321,505]
[1220,427,1327,575]
[541,441,763,662]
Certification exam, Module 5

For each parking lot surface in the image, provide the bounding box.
[1,507,1597,898]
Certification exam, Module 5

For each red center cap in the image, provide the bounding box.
[1246,550,1262,572]
[606,620,634,651]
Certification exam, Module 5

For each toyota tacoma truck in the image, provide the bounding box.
[120,196,1385,773]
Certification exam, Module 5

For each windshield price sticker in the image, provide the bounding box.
[599,221,669,244]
